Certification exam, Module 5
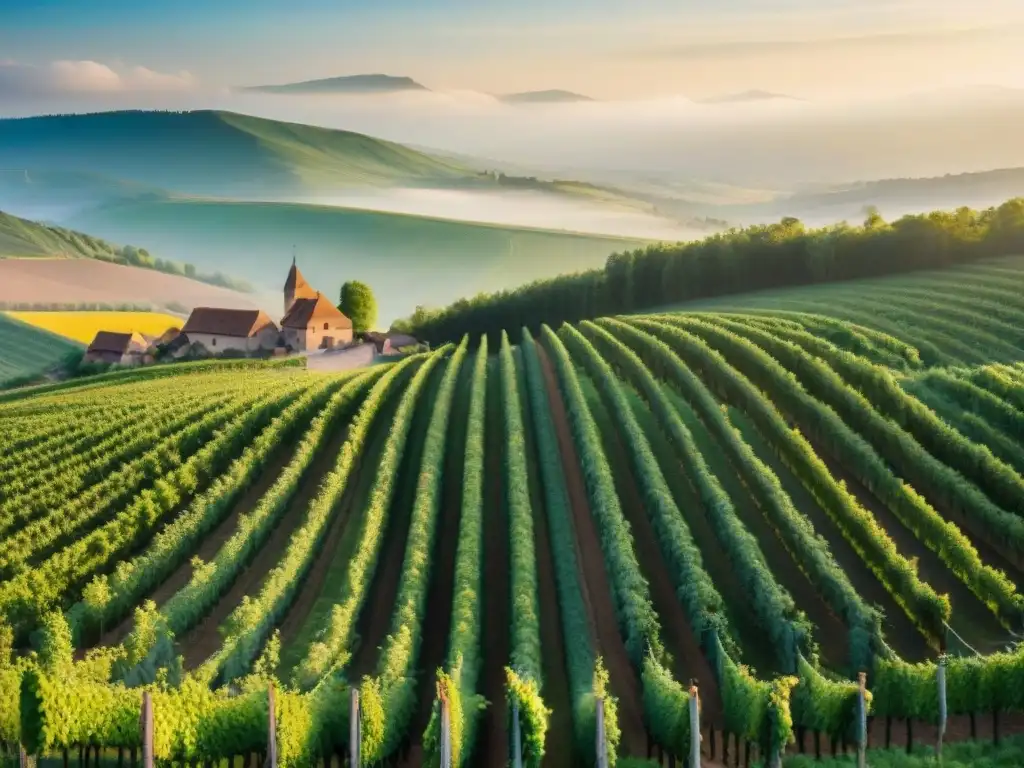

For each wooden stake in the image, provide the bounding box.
[857,672,867,768]
[689,685,701,768]
[937,658,947,761]
[141,692,154,768]
[349,688,360,768]
[266,687,277,768]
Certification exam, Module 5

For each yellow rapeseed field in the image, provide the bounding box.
[4,311,184,345]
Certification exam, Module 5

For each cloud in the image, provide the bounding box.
[0,60,195,96]
[638,24,1023,61]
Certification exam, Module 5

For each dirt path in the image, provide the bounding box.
[730,408,932,663]
[476,359,512,767]
[537,345,647,758]
[95,445,296,650]
[346,367,441,680]
[275,394,405,676]
[806,437,1012,655]
[660,391,850,673]
[517,349,576,768]
[401,361,472,762]
[589,386,726,725]
[657,391,781,676]
[178,419,355,670]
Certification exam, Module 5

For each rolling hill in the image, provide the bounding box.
[0,209,252,293]
[241,74,429,95]
[0,312,81,385]
[498,89,595,104]
[0,110,472,196]
[67,197,650,324]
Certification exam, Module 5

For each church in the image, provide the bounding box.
[180,260,353,355]
[280,259,354,351]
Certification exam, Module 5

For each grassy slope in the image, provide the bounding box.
[70,198,649,325]
[0,110,473,195]
[0,210,124,259]
[0,313,81,384]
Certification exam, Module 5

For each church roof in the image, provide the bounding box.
[284,258,315,295]
[281,293,353,329]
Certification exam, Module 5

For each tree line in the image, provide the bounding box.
[401,198,1024,346]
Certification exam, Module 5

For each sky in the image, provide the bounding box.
[2,0,1023,100]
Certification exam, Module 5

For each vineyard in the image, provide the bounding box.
[2,257,1024,767]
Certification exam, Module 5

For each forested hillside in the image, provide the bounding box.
[405,198,1024,345]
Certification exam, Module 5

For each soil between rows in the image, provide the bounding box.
[588,382,725,724]
[179,412,357,671]
[476,358,511,767]
[805,436,1012,655]
[729,408,933,664]
[663,388,851,673]
[96,441,297,650]
[400,357,473,763]
[345,363,445,681]
[537,344,647,758]
[275,386,406,677]
[517,347,575,768]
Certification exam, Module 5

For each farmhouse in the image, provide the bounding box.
[84,331,148,365]
[281,292,353,352]
[181,308,279,353]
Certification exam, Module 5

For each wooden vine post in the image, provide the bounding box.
[266,686,278,768]
[439,685,452,768]
[689,685,701,768]
[349,688,361,768]
[511,695,523,768]
[937,656,948,761]
[595,697,609,768]
[857,672,867,768]
[141,691,154,768]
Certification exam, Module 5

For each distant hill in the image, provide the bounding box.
[499,90,594,104]
[242,74,429,95]
[703,166,1024,226]
[67,197,651,325]
[0,110,471,196]
[0,209,251,292]
[699,90,801,104]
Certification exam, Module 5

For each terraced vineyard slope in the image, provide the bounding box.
[2,258,1024,767]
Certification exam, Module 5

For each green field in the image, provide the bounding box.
[0,314,82,386]
[2,255,1024,765]
[69,197,649,324]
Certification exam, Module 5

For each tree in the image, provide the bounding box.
[338,281,378,333]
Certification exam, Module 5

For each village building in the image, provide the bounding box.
[181,308,279,354]
[365,331,420,356]
[281,291,353,352]
[84,331,148,365]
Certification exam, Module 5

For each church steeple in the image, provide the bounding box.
[283,255,315,315]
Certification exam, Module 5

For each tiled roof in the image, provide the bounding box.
[281,293,352,329]
[182,308,277,338]
[87,331,144,355]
